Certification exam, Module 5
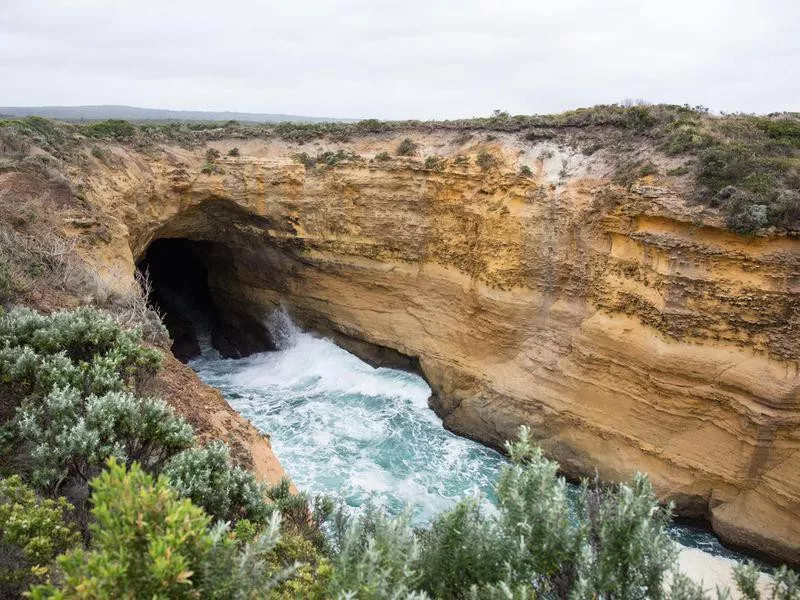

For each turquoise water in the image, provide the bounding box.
[189,311,750,563]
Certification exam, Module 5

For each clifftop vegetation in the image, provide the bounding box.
[2,104,799,235]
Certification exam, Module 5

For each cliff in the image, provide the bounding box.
[2,112,798,564]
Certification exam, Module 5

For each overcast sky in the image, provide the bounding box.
[1,0,798,119]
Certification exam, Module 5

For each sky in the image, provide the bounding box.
[1,0,798,120]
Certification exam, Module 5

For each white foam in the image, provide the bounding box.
[190,309,763,584]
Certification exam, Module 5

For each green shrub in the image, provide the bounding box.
[733,560,800,600]
[265,477,334,551]
[291,149,358,171]
[28,459,289,599]
[268,531,333,599]
[227,147,240,156]
[0,257,14,303]
[200,162,214,174]
[164,441,270,525]
[374,151,391,162]
[292,151,315,168]
[0,475,79,594]
[205,147,221,162]
[726,201,769,234]
[396,137,418,156]
[82,120,135,140]
[327,427,728,599]
[0,307,187,502]
[16,387,194,493]
[519,164,533,177]
[0,306,161,399]
[476,150,498,171]
[755,117,800,149]
[667,165,690,176]
[424,156,443,170]
[640,162,659,177]
[329,504,423,599]
[417,499,501,599]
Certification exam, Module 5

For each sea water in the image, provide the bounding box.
[189,310,752,564]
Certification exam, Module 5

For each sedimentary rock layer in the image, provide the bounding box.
[73,132,800,563]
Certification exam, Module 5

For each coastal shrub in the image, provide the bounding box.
[668,165,690,176]
[0,475,79,595]
[476,149,498,171]
[328,504,424,599]
[16,387,194,493]
[416,499,502,598]
[374,151,391,162]
[205,147,221,162]
[0,306,161,399]
[291,149,358,170]
[396,137,418,156]
[640,162,659,177]
[265,477,334,551]
[82,120,135,140]
[164,440,270,525]
[327,427,707,599]
[0,307,190,503]
[424,156,443,170]
[519,164,533,176]
[227,146,240,156]
[28,459,291,599]
[661,114,800,233]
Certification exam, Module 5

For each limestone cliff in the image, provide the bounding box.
[15,126,800,564]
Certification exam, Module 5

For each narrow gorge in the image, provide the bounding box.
[9,116,799,566]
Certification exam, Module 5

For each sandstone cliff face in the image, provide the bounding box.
[70,132,799,564]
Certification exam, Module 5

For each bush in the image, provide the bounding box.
[328,504,423,599]
[164,441,270,525]
[476,150,498,171]
[374,151,391,162]
[424,156,443,170]
[227,147,240,157]
[28,459,289,599]
[519,164,533,177]
[667,165,690,176]
[291,149,358,171]
[0,306,161,399]
[82,120,135,140]
[396,138,418,156]
[205,147,221,162]
[326,427,750,599]
[727,202,769,234]
[16,387,194,493]
[0,475,79,595]
[265,478,333,551]
[0,307,188,504]
[640,162,659,177]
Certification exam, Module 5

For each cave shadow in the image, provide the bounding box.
[137,238,274,362]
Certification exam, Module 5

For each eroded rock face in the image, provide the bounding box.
[74,132,800,564]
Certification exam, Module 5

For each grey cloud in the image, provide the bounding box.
[1,0,798,118]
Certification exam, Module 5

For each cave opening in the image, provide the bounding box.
[136,238,274,362]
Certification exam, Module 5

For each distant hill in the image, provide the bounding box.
[0,105,350,123]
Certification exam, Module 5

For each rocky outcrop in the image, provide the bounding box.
[146,353,288,486]
[68,131,799,564]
